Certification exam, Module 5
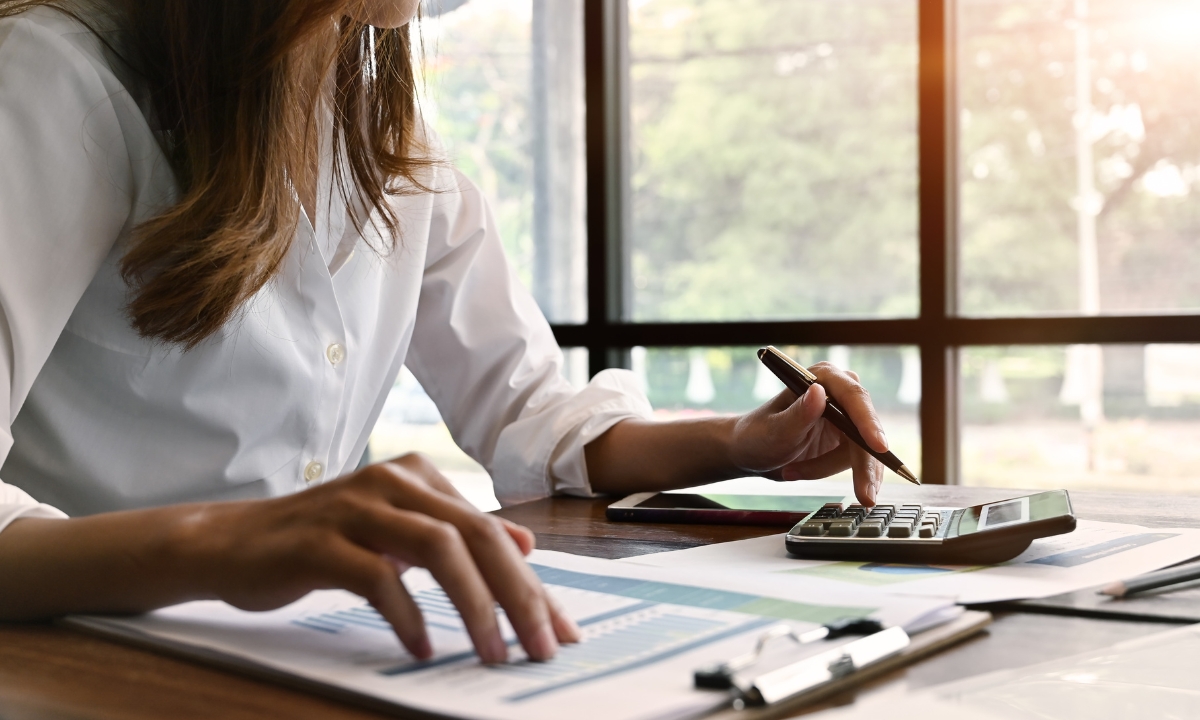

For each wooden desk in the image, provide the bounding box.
[3,482,1197,719]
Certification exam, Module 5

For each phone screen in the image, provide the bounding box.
[632,493,842,513]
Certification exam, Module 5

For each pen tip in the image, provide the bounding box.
[1098,581,1125,597]
[896,465,920,485]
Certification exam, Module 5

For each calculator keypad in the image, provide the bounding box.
[796,502,944,540]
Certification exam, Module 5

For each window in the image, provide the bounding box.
[376,0,1200,497]
[959,0,1200,317]
[961,345,1200,492]
[368,0,587,510]
[627,1,919,322]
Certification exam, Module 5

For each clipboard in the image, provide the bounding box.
[702,610,993,720]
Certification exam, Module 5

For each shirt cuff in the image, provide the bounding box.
[490,369,653,507]
[0,483,68,535]
[0,427,68,532]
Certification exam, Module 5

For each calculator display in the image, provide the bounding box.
[985,500,1022,526]
[955,491,1072,536]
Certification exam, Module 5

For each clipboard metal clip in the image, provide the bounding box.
[826,652,857,680]
[693,619,908,708]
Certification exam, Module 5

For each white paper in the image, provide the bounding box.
[619,520,1200,604]
[814,622,1200,720]
[67,550,955,720]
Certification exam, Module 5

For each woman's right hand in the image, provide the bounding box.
[176,453,580,663]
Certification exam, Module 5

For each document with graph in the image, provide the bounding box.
[64,550,956,720]
[621,520,1200,604]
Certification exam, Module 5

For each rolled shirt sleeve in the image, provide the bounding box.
[406,168,652,507]
[0,430,67,533]
[497,368,653,504]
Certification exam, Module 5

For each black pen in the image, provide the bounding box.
[757,345,920,485]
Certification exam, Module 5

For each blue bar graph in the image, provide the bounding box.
[529,564,874,623]
[292,587,463,634]
[294,562,872,700]
[497,610,775,702]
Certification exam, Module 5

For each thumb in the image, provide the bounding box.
[501,519,536,556]
[782,383,827,431]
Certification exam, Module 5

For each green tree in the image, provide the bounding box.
[629,0,919,322]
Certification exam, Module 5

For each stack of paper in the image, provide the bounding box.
[68,550,959,720]
[619,519,1200,604]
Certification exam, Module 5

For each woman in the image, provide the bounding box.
[0,0,890,665]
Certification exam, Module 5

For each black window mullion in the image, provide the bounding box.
[551,316,1200,349]
[917,0,957,485]
[583,0,629,377]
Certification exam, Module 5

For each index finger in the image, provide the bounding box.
[376,470,579,660]
[809,362,888,454]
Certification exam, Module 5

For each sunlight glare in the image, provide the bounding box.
[1142,2,1200,48]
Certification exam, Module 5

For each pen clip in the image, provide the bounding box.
[760,346,818,384]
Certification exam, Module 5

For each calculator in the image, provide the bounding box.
[785,490,1076,565]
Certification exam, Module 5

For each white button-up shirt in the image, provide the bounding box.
[0,8,651,534]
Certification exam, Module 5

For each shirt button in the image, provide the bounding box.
[304,461,325,484]
[326,343,346,366]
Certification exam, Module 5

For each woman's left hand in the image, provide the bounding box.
[586,361,892,507]
[727,362,888,506]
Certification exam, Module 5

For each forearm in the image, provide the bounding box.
[0,506,215,620]
[584,417,745,495]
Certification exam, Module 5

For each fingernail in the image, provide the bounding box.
[482,634,508,664]
[414,635,433,660]
[531,624,558,661]
[548,594,582,642]
[562,615,582,643]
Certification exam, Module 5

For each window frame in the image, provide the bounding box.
[551,0,1200,484]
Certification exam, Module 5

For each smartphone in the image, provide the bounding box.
[606,492,847,526]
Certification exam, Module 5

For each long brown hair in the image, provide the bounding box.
[1,0,435,347]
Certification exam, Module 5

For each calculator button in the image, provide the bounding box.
[874,505,896,516]
[919,524,938,538]
[857,521,885,537]
[799,522,827,536]
[828,520,857,537]
[900,505,922,512]
[888,523,914,538]
[814,502,844,516]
